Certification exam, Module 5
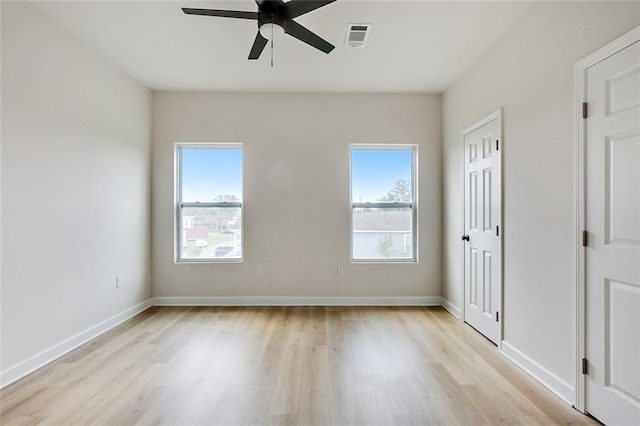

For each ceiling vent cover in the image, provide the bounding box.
[345,23,371,48]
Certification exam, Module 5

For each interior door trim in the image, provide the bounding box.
[573,25,640,414]
[460,108,503,349]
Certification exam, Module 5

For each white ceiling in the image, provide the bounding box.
[33,0,534,93]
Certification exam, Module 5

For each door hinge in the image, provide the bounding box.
[496,140,499,151]
[496,226,500,237]
[495,312,499,322]
[582,230,588,247]
[582,102,588,119]
[582,358,588,375]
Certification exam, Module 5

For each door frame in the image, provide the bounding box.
[573,25,640,413]
[460,108,503,348]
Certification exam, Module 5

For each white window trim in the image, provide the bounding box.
[349,144,418,263]
[174,142,244,263]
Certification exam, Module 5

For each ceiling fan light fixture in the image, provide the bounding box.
[259,22,284,40]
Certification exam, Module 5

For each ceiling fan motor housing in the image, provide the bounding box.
[257,0,288,31]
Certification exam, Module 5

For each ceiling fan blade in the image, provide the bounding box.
[248,32,268,60]
[181,8,258,20]
[284,20,334,54]
[283,0,337,18]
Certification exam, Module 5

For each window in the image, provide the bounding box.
[350,145,417,262]
[176,144,243,262]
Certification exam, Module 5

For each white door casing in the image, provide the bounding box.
[577,29,640,424]
[462,110,502,345]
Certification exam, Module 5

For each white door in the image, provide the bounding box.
[586,40,640,425]
[463,111,501,345]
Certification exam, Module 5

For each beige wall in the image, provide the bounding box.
[152,92,441,300]
[1,2,151,379]
[442,1,640,399]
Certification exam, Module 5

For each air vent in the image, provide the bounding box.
[345,23,371,48]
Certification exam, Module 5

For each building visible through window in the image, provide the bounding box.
[175,144,243,262]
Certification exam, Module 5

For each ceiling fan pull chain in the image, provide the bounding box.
[270,14,274,67]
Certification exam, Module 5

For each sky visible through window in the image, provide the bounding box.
[181,148,242,202]
[351,149,412,202]
[180,147,410,203]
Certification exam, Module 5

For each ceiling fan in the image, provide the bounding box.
[182,0,337,60]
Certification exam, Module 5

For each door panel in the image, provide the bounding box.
[607,279,640,403]
[470,171,478,230]
[483,168,492,232]
[606,131,640,244]
[606,64,640,115]
[470,247,478,306]
[463,114,501,345]
[483,251,492,314]
[586,40,640,425]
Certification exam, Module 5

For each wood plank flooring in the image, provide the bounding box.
[1,307,595,425]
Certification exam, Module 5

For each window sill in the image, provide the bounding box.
[350,259,418,264]
[175,259,244,264]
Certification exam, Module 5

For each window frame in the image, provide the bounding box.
[174,142,244,263]
[349,144,418,263]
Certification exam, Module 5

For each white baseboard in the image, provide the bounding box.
[441,298,461,319]
[501,341,575,405]
[152,296,442,307]
[0,299,152,390]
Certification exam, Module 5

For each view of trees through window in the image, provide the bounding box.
[378,179,411,202]
[351,147,416,261]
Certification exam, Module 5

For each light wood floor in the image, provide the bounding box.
[1,307,595,425]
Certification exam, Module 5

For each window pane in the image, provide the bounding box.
[352,207,413,260]
[351,149,413,203]
[181,148,242,202]
[350,145,416,262]
[180,206,242,260]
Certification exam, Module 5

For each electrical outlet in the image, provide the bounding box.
[337,266,344,276]
[256,266,263,276]
[116,275,123,288]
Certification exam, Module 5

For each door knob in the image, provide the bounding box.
[461,234,470,241]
